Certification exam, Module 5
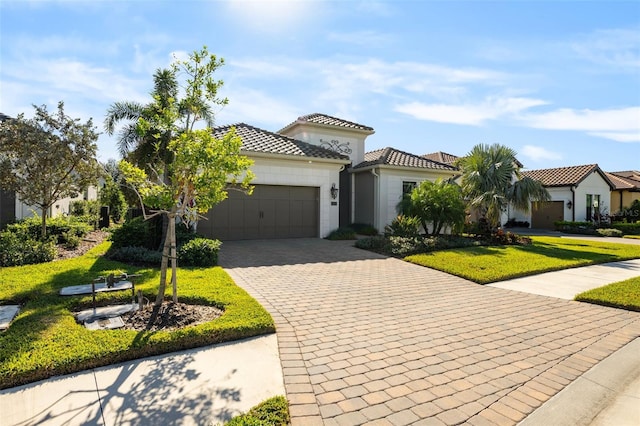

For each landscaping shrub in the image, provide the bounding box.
[178,238,222,267]
[554,221,597,234]
[99,179,128,223]
[227,396,290,426]
[609,222,640,235]
[384,215,421,237]
[384,236,430,257]
[596,228,624,237]
[69,200,100,227]
[326,227,357,240]
[110,216,198,250]
[504,218,530,228]
[62,231,81,249]
[0,231,56,267]
[354,235,386,251]
[109,216,160,250]
[349,223,379,236]
[5,215,91,244]
[105,246,163,265]
[489,229,531,245]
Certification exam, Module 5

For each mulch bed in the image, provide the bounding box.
[61,230,224,331]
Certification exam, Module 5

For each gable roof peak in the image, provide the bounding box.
[522,164,613,189]
[353,146,458,172]
[279,113,374,134]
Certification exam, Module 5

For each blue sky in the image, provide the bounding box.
[1,0,639,172]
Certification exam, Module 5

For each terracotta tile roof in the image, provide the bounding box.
[611,171,640,182]
[280,113,374,133]
[353,147,459,171]
[607,172,640,190]
[213,123,350,161]
[522,164,613,188]
[422,151,460,165]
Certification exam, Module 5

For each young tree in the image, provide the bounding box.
[119,47,253,307]
[0,102,100,238]
[408,179,466,236]
[457,143,550,230]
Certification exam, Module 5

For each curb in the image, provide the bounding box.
[519,337,640,426]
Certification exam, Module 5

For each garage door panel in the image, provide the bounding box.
[203,185,318,240]
[532,201,564,229]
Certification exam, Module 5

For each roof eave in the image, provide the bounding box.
[350,163,460,175]
[242,150,351,165]
[280,120,375,136]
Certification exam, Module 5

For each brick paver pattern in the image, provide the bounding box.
[220,239,640,426]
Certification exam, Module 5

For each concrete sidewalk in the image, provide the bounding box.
[0,334,285,426]
[487,259,640,300]
[487,258,640,426]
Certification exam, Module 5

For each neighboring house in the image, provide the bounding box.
[0,112,99,229]
[522,164,615,228]
[422,151,460,166]
[606,171,640,217]
[199,114,459,240]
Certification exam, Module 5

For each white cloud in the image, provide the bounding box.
[571,28,640,69]
[521,145,563,162]
[520,106,640,131]
[588,132,640,143]
[395,97,547,126]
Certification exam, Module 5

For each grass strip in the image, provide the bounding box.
[575,276,640,312]
[405,236,640,284]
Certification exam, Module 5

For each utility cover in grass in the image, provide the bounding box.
[0,305,20,331]
[85,316,125,330]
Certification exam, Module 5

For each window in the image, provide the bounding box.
[586,194,601,222]
[402,181,417,195]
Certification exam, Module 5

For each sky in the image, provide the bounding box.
[1,0,639,172]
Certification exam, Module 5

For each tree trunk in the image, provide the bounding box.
[40,207,47,240]
[169,214,178,303]
[155,213,172,307]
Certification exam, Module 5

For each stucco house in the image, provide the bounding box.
[0,112,100,229]
[199,114,459,240]
[521,164,615,228]
[606,171,640,217]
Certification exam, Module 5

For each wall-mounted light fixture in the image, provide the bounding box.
[567,201,573,209]
[330,183,339,200]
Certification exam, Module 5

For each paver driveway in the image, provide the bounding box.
[220,239,640,426]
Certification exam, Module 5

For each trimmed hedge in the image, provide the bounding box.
[6,215,92,244]
[326,227,357,240]
[596,228,624,237]
[178,238,222,266]
[609,222,640,235]
[0,231,56,267]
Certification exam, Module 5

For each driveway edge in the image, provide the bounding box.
[518,337,640,426]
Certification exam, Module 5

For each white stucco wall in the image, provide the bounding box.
[281,126,369,166]
[15,186,99,220]
[376,168,459,232]
[246,155,346,237]
[573,171,611,221]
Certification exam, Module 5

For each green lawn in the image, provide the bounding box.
[405,236,640,284]
[0,242,275,389]
[575,276,640,312]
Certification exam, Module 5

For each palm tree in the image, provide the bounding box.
[458,143,550,230]
[104,69,178,175]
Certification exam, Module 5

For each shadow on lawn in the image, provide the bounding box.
[455,239,625,264]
